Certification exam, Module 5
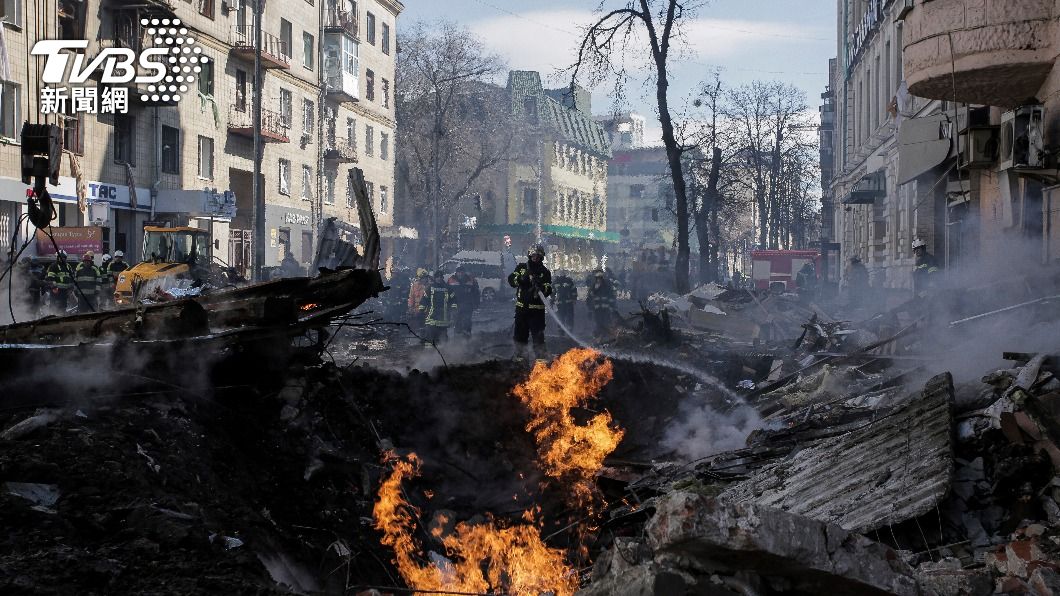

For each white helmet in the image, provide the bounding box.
[911,239,927,250]
[102,253,112,262]
[114,250,124,258]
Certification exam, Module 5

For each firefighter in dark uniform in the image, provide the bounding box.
[508,244,552,360]
[418,270,457,345]
[447,265,480,339]
[45,250,75,315]
[550,270,578,330]
[795,261,818,304]
[73,251,104,313]
[912,239,940,297]
[587,269,617,339]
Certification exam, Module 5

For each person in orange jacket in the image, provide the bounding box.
[407,268,430,331]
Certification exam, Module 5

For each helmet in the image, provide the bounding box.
[416,268,428,278]
[57,250,67,259]
[83,251,94,260]
[912,239,927,250]
[114,250,124,258]
[102,253,112,262]
[528,244,546,258]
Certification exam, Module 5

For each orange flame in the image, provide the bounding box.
[512,348,624,511]
[300,303,319,311]
[374,452,578,596]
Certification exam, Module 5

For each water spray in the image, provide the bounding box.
[535,289,737,399]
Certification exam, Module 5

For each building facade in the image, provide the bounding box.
[0,0,401,277]
[902,0,1060,275]
[457,71,616,273]
[828,0,949,291]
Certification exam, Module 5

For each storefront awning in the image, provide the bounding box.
[898,113,952,185]
[843,170,886,204]
[468,223,620,243]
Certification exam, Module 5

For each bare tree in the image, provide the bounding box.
[724,81,816,250]
[396,22,511,267]
[570,0,701,293]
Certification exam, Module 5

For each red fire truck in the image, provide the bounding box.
[750,250,821,291]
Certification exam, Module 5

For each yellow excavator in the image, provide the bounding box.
[113,226,212,306]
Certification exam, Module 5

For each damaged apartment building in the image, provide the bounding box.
[827,0,1060,291]
[0,0,406,278]
[455,71,618,273]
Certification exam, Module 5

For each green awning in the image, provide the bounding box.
[468,224,620,243]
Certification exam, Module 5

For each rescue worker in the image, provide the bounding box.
[508,244,552,361]
[98,254,113,308]
[280,251,304,278]
[586,269,617,339]
[107,250,130,277]
[447,265,480,339]
[731,270,744,290]
[45,250,75,315]
[73,251,104,313]
[407,268,430,330]
[550,270,578,330]
[845,256,870,308]
[418,270,457,345]
[912,239,940,297]
[795,261,818,304]
[19,258,45,318]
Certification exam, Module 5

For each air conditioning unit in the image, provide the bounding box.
[959,125,1000,169]
[1000,105,1046,170]
[896,0,914,21]
[221,0,235,13]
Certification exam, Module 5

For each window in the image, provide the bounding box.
[303,99,315,136]
[381,23,390,55]
[380,185,388,213]
[324,176,334,204]
[58,1,86,39]
[0,0,23,27]
[346,175,354,208]
[346,117,356,148]
[114,114,135,165]
[301,230,313,264]
[62,112,83,155]
[278,228,291,257]
[302,32,314,69]
[280,19,293,60]
[234,68,245,111]
[382,78,389,108]
[366,12,376,45]
[365,125,374,156]
[279,88,292,127]
[365,69,375,101]
[197,135,214,179]
[630,184,644,198]
[302,165,312,199]
[0,81,19,139]
[278,159,291,195]
[198,56,214,95]
[198,0,214,18]
[380,132,389,160]
[365,181,374,205]
[341,33,358,76]
[162,125,180,174]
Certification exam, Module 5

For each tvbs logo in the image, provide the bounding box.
[33,40,167,84]
[31,18,203,107]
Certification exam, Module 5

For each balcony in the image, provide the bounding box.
[227,106,290,143]
[323,139,358,163]
[903,0,1055,108]
[323,32,360,103]
[230,26,291,70]
[323,9,358,39]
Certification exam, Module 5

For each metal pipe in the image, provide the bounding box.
[251,0,265,280]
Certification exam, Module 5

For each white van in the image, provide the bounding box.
[440,250,521,302]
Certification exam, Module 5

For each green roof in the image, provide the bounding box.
[507,70,612,159]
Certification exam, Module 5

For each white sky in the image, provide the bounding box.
[400,0,837,144]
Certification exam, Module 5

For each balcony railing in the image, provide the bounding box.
[227,105,290,143]
[323,9,358,39]
[230,26,291,70]
[323,139,358,163]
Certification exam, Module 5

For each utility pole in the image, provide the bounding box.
[251,0,266,280]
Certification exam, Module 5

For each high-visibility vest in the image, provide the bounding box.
[46,262,74,290]
[74,263,102,295]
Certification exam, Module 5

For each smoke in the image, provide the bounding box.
[660,395,769,462]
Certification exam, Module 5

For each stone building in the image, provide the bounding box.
[457,71,616,273]
[0,0,401,277]
[902,0,1060,274]
[827,0,949,291]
